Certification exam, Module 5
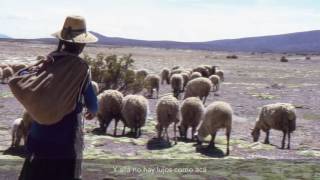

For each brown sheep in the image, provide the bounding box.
[251,103,296,149]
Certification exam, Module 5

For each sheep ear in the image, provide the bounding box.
[250,128,253,131]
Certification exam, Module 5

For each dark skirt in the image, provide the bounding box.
[19,156,78,180]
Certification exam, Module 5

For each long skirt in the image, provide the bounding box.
[18,114,84,180]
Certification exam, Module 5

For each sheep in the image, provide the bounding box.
[180,73,190,91]
[11,111,33,147]
[184,77,212,104]
[190,72,202,80]
[91,81,99,95]
[121,95,149,138]
[170,69,184,77]
[210,66,218,76]
[178,97,204,140]
[195,101,233,155]
[156,95,180,144]
[193,66,209,77]
[208,75,220,92]
[136,69,148,80]
[10,63,28,73]
[215,70,224,82]
[2,66,14,83]
[97,90,124,136]
[144,74,160,99]
[160,68,170,85]
[251,103,296,149]
[170,74,184,99]
[171,66,180,70]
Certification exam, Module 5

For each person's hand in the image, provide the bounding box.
[85,111,96,120]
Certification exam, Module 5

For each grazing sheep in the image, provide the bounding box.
[156,95,180,144]
[193,66,209,77]
[208,75,220,92]
[136,69,148,80]
[170,74,184,99]
[209,66,218,76]
[170,69,184,77]
[160,68,170,85]
[11,111,33,147]
[121,95,149,138]
[144,74,160,98]
[2,66,14,83]
[215,70,224,82]
[178,97,204,140]
[172,66,180,70]
[91,81,99,95]
[251,103,296,149]
[184,77,212,104]
[195,101,233,155]
[190,72,202,80]
[180,73,190,91]
[10,63,28,73]
[97,90,124,136]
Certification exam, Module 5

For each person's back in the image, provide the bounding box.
[18,15,99,180]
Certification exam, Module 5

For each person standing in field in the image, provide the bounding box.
[18,15,98,180]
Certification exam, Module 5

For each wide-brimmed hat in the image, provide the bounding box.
[52,15,98,43]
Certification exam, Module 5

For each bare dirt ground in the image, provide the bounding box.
[0,41,320,179]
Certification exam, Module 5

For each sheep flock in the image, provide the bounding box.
[3,58,302,158]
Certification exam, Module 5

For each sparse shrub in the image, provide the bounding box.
[306,56,311,60]
[226,55,238,59]
[280,56,288,62]
[83,53,138,93]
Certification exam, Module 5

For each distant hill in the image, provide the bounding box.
[0,34,11,39]
[2,30,320,53]
[90,30,320,53]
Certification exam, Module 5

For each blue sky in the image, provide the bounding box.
[1,0,320,41]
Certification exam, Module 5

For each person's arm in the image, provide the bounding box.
[83,81,98,120]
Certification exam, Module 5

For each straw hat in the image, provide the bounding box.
[52,15,98,43]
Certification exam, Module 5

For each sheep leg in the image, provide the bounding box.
[157,88,159,99]
[226,128,231,156]
[287,132,291,149]
[157,125,163,139]
[113,119,119,136]
[11,131,15,147]
[138,128,142,138]
[191,127,196,141]
[264,130,270,144]
[208,132,216,149]
[122,125,126,135]
[165,128,169,142]
[174,123,177,144]
[281,131,286,149]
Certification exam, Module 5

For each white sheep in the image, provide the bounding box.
[2,66,14,83]
[156,95,180,144]
[170,74,184,99]
[251,103,296,149]
[178,97,204,140]
[0,68,3,81]
[97,90,124,136]
[193,66,209,77]
[195,101,233,155]
[184,77,212,104]
[11,111,33,147]
[136,69,149,80]
[215,70,224,82]
[121,95,149,138]
[190,72,202,80]
[208,75,220,92]
[144,74,160,99]
[10,63,28,73]
[161,68,170,85]
[180,73,190,91]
